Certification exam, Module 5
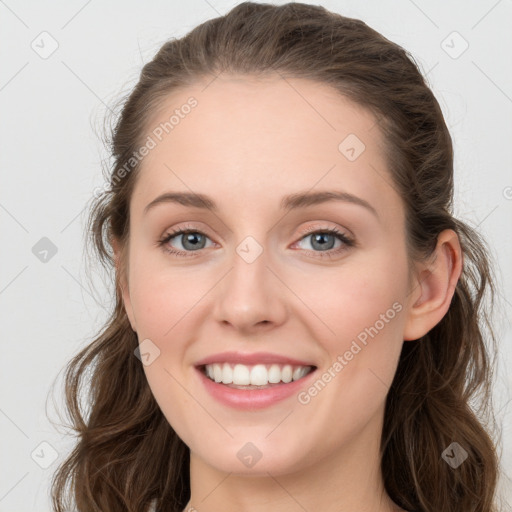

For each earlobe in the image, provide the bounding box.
[111,236,137,333]
[403,229,462,341]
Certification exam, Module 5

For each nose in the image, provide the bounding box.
[212,244,288,334]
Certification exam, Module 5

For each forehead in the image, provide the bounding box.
[144,74,383,157]
[130,74,399,221]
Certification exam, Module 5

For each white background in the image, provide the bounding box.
[1,0,511,510]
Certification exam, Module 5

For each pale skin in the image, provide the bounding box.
[112,74,462,512]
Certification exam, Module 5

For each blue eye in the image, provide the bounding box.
[295,228,352,254]
[157,226,354,259]
[158,228,213,256]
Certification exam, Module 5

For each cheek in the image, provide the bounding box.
[291,250,409,415]
[290,256,408,443]
[292,248,408,343]
[128,249,201,336]
[128,261,202,420]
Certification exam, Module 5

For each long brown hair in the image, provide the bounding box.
[49,2,502,510]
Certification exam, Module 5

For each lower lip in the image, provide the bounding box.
[195,366,317,410]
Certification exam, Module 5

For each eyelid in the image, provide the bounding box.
[159,222,352,244]
[295,222,354,240]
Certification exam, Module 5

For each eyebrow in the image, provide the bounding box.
[143,190,378,218]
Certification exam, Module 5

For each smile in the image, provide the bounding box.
[195,364,318,410]
[201,362,315,387]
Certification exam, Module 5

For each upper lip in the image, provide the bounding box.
[194,351,317,368]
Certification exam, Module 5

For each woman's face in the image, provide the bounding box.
[120,74,418,476]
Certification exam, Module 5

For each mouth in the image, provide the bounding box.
[196,362,317,389]
[195,361,319,410]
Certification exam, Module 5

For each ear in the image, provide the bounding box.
[111,236,137,332]
[403,229,463,341]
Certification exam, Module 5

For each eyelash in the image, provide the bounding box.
[157,224,355,260]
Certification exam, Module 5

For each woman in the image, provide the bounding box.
[50,2,501,511]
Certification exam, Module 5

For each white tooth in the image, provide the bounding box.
[213,364,223,383]
[299,366,311,380]
[232,364,251,385]
[204,362,312,385]
[221,363,233,384]
[281,364,293,383]
[250,364,268,385]
[268,364,282,384]
[292,366,305,381]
